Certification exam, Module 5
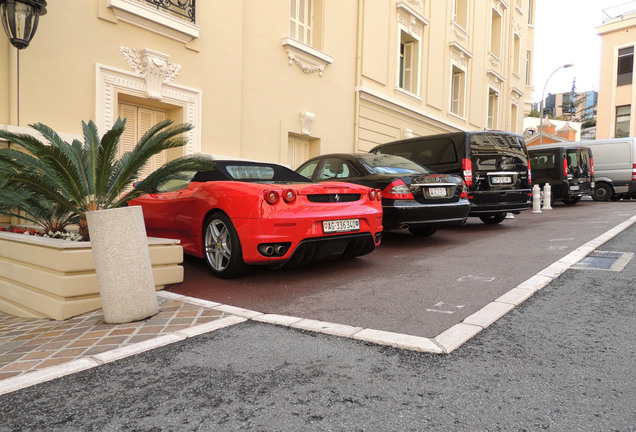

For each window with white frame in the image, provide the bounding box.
[289,0,313,46]
[399,30,419,94]
[513,34,520,75]
[615,105,631,138]
[510,103,518,133]
[453,0,469,30]
[487,89,499,129]
[525,50,532,85]
[490,8,502,58]
[451,66,466,117]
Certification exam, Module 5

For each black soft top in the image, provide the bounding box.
[192,160,312,183]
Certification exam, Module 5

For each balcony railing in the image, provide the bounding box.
[143,0,196,23]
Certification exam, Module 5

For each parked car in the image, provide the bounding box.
[528,144,594,205]
[128,160,383,278]
[296,153,469,236]
[370,131,532,224]
[567,138,636,201]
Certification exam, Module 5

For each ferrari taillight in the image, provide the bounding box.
[382,180,413,200]
[368,188,382,201]
[462,158,473,186]
[263,190,280,205]
[282,188,296,203]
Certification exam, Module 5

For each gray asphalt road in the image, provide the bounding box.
[1,223,634,430]
[172,200,635,338]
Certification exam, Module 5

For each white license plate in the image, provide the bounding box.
[570,185,580,191]
[428,187,448,197]
[323,219,360,233]
[491,176,512,184]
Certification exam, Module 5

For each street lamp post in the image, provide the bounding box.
[0,0,47,127]
[539,63,574,146]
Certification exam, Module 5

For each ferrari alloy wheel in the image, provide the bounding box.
[478,212,507,225]
[203,213,248,278]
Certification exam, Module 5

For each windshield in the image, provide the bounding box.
[357,154,431,174]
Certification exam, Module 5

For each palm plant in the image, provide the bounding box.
[0,118,215,240]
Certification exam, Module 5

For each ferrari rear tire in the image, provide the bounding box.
[203,212,249,278]
[478,212,507,225]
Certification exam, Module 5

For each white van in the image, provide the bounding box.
[570,138,636,201]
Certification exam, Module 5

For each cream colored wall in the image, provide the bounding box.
[1,0,534,167]
[597,16,636,139]
[355,0,534,149]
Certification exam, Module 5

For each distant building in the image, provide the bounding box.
[523,117,581,146]
[596,2,636,138]
[541,90,597,121]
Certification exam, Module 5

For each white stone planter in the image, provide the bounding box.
[0,229,183,321]
[86,206,159,323]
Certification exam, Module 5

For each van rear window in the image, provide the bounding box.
[375,139,457,166]
[470,134,524,151]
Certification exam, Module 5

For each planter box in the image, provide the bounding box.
[0,231,184,320]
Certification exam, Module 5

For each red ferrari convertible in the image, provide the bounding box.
[128,160,383,278]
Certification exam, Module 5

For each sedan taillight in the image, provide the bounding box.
[382,180,414,200]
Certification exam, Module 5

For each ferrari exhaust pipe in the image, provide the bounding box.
[275,245,286,255]
[400,223,409,230]
[259,245,275,256]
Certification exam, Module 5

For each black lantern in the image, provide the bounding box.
[0,0,47,50]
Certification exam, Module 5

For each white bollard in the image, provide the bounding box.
[532,184,542,213]
[542,183,553,210]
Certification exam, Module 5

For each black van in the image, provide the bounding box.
[527,144,594,205]
[370,131,532,224]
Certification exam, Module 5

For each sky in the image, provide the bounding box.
[531,0,632,102]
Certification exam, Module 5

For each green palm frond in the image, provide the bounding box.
[1,119,207,240]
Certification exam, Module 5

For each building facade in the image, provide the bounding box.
[1,0,536,170]
[597,6,636,138]
[541,90,597,122]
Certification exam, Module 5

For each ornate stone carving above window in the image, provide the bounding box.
[120,46,182,100]
[300,111,315,135]
[397,2,429,37]
[510,87,524,106]
[450,42,472,69]
[487,70,505,92]
[282,37,334,77]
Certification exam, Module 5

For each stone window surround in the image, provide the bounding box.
[95,63,202,155]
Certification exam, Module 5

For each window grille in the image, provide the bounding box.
[143,0,196,23]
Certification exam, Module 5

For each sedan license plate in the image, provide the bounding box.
[323,219,360,233]
[570,185,580,191]
[428,187,448,197]
[491,176,512,184]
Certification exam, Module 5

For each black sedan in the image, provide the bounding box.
[296,153,470,236]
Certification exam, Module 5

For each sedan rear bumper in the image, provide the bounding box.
[382,200,471,229]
